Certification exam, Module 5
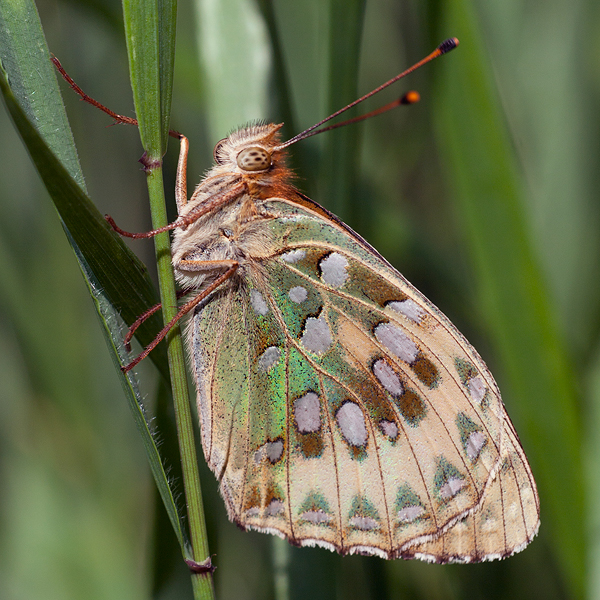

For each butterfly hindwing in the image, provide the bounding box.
[187,193,539,562]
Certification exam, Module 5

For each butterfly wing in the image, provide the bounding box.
[188,193,539,563]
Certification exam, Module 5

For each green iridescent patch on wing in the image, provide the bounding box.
[245,283,288,456]
[266,260,324,339]
[454,356,479,384]
[348,494,381,531]
[456,412,487,462]
[454,356,491,407]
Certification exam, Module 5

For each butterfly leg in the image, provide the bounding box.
[175,134,189,213]
[106,124,247,239]
[106,180,247,239]
[52,56,183,140]
[123,289,192,351]
[123,260,238,372]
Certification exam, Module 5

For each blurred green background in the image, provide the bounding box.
[1,0,598,598]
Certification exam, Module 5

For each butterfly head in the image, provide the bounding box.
[210,123,294,197]
[213,123,285,171]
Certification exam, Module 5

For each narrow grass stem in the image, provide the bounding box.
[145,162,215,599]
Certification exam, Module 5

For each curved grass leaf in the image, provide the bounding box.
[0,1,82,185]
[0,0,186,554]
[434,1,584,596]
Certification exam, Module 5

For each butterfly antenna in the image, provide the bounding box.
[275,38,458,150]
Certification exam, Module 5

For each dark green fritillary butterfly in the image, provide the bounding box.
[109,38,539,562]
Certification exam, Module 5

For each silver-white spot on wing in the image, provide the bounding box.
[294,392,321,433]
[320,252,349,288]
[301,314,332,354]
[466,431,486,461]
[258,346,281,371]
[267,499,284,516]
[374,323,419,363]
[336,402,368,447]
[388,299,425,323]
[440,477,465,500]
[250,289,269,315]
[301,510,332,524]
[254,439,284,464]
[289,285,308,303]
[266,439,284,463]
[349,516,379,531]
[468,376,487,404]
[281,249,306,263]
[379,420,399,440]
[397,505,424,523]
[373,359,403,396]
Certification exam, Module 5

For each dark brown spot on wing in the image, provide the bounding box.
[395,388,427,426]
[297,431,324,458]
[411,354,440,388]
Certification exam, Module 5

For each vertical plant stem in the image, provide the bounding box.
[272,536,290,600]
[122,0,214,594]
[145,165,214,599]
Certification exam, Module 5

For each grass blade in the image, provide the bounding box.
[122,2,215,597]
[320,0,366,224]
[435,2,584,595]
[0,0,187,556]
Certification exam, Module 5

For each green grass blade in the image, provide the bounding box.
[0,0,186,553]
[159,0,178,150]
[320,0,366,224]
[0,0,170,379]
[194,0,272,140]
[123,0,164,156]
[90,266,188,553]
[122,3,215,597]
[0,0,83,185]
[435,2,584,596]
[587,347,600,599]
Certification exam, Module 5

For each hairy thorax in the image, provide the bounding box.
[170,123,296,292]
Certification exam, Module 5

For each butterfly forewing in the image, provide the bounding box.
[185,179,539,563]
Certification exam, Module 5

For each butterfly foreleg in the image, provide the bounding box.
[175,134,189,213]
[106,179,247,239]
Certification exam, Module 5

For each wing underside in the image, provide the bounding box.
[187,197,539,562]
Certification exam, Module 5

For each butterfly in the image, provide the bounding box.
[107,38,539,563]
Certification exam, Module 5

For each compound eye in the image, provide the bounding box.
[213,138,228,164]
[236,146,271,171]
